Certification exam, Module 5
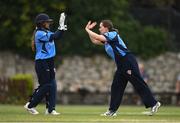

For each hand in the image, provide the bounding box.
[85,21,91,30]
[88,22,97,29]
[58,12,67,31]
[85,21,97,30]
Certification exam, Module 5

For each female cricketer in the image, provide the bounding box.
[85,20,161,116]
[24,12,67,115]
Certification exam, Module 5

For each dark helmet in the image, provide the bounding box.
[35,13,53,24]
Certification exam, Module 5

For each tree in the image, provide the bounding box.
[0,0,168,59]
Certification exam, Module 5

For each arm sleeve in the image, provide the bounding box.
[103,33,110,41]
[103,32,117,42]
[49,30,64,42]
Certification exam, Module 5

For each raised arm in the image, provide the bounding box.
[50,12,67,41]
[85,21,107,45]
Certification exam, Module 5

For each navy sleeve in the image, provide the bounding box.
[49,30,64,42]
[103,34,110,42]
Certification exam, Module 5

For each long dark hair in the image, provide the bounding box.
[101,20,119,33]
[31,22,46,52]
[31,28,36,52]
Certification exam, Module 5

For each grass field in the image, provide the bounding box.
[0,104,180,123]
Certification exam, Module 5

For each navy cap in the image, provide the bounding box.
[35,13,53,24]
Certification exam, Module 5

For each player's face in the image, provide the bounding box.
[43,22,51,29]
[99,23,108,34]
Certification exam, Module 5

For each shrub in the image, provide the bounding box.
[7,74,34,104]
[117,21,168,59]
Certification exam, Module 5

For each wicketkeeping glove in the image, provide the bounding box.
[58,12,67,31]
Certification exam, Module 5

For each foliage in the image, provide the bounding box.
[132,0,176,7]
[6,74,34,104]
[117,21,168,59]
[0,0,66,57]
[0,0,168,59]
[58,0,168,59]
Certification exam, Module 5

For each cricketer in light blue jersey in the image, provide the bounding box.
[24,13,67,115]
[35,30,56,60]
[85,20,160,116]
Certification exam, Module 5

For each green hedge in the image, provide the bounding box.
[0,0,169,59]
[6,74,34,104]
[117,21,168,59]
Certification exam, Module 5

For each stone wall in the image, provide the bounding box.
[56,52,180,94]
[0,52,35,78]
[0,51,180,94]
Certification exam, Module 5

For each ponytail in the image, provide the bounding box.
[31,28,36,52]
[112,28,119,33]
